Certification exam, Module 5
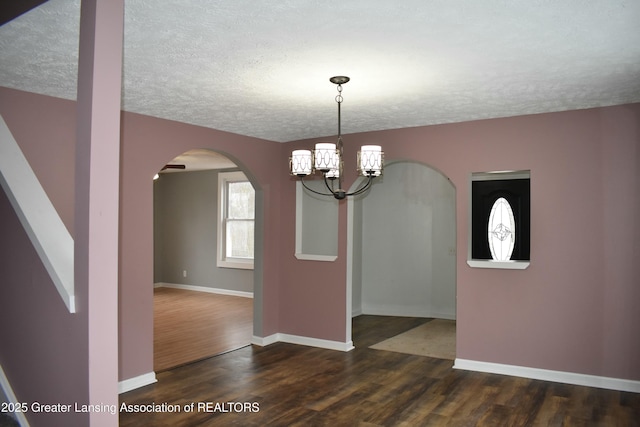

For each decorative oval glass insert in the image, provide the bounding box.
[487,197,515,261]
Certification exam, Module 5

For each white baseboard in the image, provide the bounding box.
[251,334,278,347]
[454,359,640,393]
[154,282,253,299]
[118,372,157,394]
[361,304,456,320]
[252,334,354,352]
[0,363,30,427]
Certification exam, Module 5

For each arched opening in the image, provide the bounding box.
[347,160,456,355]
[152,149,258,371]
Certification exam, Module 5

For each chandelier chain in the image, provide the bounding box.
[335,82,343,104]
[336,83,343,141]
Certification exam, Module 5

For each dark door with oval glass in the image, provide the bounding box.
[471,178,530,261]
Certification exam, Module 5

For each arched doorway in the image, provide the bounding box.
[347,160,456,344]
[152,149,258,371]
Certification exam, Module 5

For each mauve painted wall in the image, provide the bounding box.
[0,87,284,397]
[0,89,89,426]
[2,84,638,400]
[600,106,640,379]
[0,89,76,233]
[281,104,640,380]
[118,112,283,380]
[279,158,350,342]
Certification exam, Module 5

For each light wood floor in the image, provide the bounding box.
[154,287,253,372]
[122,315,640,426]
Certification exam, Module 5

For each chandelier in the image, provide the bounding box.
[289,76,383,200]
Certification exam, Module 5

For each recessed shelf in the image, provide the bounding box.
[466,260,530,270]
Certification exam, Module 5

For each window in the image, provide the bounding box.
[217,171,254,269]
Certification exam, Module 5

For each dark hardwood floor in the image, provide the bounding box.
[121,315,640,426]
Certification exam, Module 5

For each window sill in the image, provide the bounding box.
[217,259,254,270]
[467,260,530,270]
[295,253,338,262]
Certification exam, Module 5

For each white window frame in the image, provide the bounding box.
[217,171,254,270]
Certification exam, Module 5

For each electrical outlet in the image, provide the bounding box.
[182,270,187,278]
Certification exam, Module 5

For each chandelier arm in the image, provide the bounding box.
[324,175,333,193]
[323,175,339,196]
[345,175,375,196]
[300,177,334,197]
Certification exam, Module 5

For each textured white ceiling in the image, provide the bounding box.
[1,0,639,143]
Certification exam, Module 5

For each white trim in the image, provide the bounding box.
[466,260,530,270]
[118,372,157,394]
[0,363,31,427]
[251,334,278,347]
[345,184,360,344]
[216,258,254,270]
[252,333,354,352]
[154,282,253,298]
[294,253,338,262]
[471,170,531,181]
[217,171,255,270]
[295,182,303,257]
[0,115,75,313]
[454,359,640,393]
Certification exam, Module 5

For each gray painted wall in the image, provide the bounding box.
[352,161,456,319]
[298,180,338,258]
[153,169,254,293]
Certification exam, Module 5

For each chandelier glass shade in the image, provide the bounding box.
[289,76,384,199]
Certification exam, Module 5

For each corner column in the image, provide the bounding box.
[75,0,124,425]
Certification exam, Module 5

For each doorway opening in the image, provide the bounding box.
[152,149,256,371]
[347,160,456,357]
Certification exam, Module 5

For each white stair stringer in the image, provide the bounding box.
[0,115,75,313]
